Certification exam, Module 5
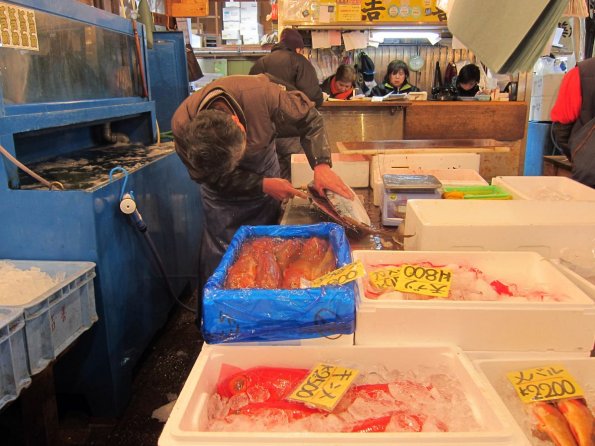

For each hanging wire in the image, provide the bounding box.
[0,143,64,190]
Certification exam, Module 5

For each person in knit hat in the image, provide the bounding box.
[250,28,323,180]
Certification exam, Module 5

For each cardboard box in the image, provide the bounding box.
[529,94,557,121]
[221,29,240,40]
[531,73,564,97]
[159,344,528,445]
[222,7,240,21]
[352,250,595,353]
[492,176,595,201]
[291,154,370,188]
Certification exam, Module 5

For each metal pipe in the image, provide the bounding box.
[103,123,130,144]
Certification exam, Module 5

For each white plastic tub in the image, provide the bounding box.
[550,258,595,303]
[403,200,595,258]
[0,307,30,410]
[291,154,370,188]
[370,154,481,205]
[0,260,97,375]
[159,344,527,445]
[473,356,595,446]
[492,176,595,201]
[351,250,595,353]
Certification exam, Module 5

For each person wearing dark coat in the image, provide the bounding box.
[370,60,420,96]
[249,29,323,180]
[171,74,353,296]
[321,65,356,100]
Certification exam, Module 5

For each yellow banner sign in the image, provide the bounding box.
[506,364,584,404]
[368,264,452,298]
[288,363,359,411]
[361,0,446,22]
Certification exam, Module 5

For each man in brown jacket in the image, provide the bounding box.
[172,74,352,290]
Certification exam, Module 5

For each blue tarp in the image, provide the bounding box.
[202,223,357,344]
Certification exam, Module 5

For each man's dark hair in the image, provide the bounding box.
[175,109,246,181]
[335,64,356,84]
[457,64,481,85]
[383,60,410,84]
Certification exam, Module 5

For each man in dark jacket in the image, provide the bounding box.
[172,74,352,293]
[249,29,324,180]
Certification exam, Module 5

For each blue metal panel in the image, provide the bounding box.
[148,32,190,133]
[525,122,554,176]
[0,153,202,416]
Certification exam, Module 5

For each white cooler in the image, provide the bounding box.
[159,344,528,445]
[351,250,595,354]
[403,200,595,258]
[492,176,595,201]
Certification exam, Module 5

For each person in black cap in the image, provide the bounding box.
[250,28,324,180]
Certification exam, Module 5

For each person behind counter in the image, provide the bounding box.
[370,60,420,96]
[171,74,354,298]
[321,65,356,100]
[453,64,481,97]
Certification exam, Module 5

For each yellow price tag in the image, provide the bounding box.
[506,364,584,404]
[369,266,401,290]
[393,264,452,298]
[311,260,365,287]
[288,363,359,411]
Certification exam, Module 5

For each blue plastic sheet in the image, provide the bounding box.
[202,223,356,344]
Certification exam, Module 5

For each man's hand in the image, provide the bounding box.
[313,164,354,199]
[263,178,308,201]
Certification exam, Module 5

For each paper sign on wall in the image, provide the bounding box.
[0,1,39,51]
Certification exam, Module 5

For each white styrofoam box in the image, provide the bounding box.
[529,94,557,121]
[240,1,258,9]
[473,356,594,446]
[550,258,595,303]
[0,260,97,375]
[0,307,30,410]
[159,344,527,445]
[222,7,241,21]
[222,21,240,31]
[240,9,259,21]
[531,73,564,97]
[370,153,481,205]
[240,23,263,35]
[291,153,370,188]
[221,29,241,40]
[491,176,595,201]
[224,1,240,7]
[403,200,595,259]
[352,250,595,353]
[242,34,261,45]
[224,331,354,347]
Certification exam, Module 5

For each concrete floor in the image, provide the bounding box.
[1,292,203,446]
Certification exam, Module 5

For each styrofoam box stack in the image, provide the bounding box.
[0,307,30,410]
[159,344,528,445]
[403,200,595,258]
[0,260,97,374]
[491,176,595,201]
[550,258,595,303]
[370,153,481,205]
[473,356,595,446]
[529,73,564,121]
[352,250,595,353]
[291,153,370,188]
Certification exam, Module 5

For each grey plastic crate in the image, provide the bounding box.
[0,260,97,375]
[0,307,31,410]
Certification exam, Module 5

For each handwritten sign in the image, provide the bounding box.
[336,0,361,21]
[506,365,584,404]
[311,260,364,287]
[0,2,38,51]
[369,266,401,290]
[368,264,452,298]
[288,363,359,411]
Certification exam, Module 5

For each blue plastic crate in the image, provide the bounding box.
[0,261,97,375]
[203,223,357,344]
[0,307,31,410]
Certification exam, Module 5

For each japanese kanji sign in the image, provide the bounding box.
[0,1,38,51]
[288,363,359,411]
[311,260,364,287]
[506,365,583,404]
[369,264,452,298]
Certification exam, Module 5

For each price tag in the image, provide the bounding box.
[288,363,359,411]
[506,364,584,404]
[311,260,365,287]
[369,266,401,290]
[391,264,452,298]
